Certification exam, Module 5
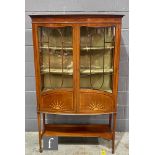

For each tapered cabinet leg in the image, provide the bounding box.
[43,113,46,131]
[112,138,115,154]
[37,112,43,153]
[109,114,112,128]
[112,113,117,154]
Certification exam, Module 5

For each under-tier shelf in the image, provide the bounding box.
[41,68,113,75]
[39,46,114,51]
[42,124,112,140]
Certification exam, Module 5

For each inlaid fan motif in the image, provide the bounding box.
[49,100,65,110]
[89,101,105,111]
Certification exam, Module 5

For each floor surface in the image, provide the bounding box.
[25,132,129,155]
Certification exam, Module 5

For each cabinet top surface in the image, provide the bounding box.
[29,14,124,19]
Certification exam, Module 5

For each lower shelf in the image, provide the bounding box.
[42,124,113,140]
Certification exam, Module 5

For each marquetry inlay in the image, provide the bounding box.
[89,101,105,111]
[49,100,64,110]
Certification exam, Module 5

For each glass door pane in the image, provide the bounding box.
[38,26,73,92]
[80,26,115,93]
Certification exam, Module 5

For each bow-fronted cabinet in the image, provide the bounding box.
[30,14,123,153]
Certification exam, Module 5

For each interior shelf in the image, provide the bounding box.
[81,46,114,50]
[81,68,113,74]
[42,87,112,93]
[40,46,73,51]
[41,68,73,75]
[39,46,114,50]
[41,68,113,75]
[42,124,112,140]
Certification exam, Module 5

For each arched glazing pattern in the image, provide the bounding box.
[80,26,115,93]
[38,26,73,92]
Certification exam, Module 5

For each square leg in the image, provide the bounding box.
[37,112,43,153]
[112,113,117,154]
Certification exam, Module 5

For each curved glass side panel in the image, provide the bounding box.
[80,26,115,93]
[38,26,73,92]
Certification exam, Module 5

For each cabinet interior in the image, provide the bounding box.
[38,26,115,93]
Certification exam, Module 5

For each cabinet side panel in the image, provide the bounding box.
[113,23,122,110]
[32,23,41,110]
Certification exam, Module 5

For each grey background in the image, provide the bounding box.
[25,0,129,131]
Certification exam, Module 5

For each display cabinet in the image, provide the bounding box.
[30,14,123,153]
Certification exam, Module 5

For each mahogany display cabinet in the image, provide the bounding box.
[30,14,123,153]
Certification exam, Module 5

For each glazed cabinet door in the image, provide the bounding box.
[79,25,116,114]
[38,26,73,90]
[36,25,75,113]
